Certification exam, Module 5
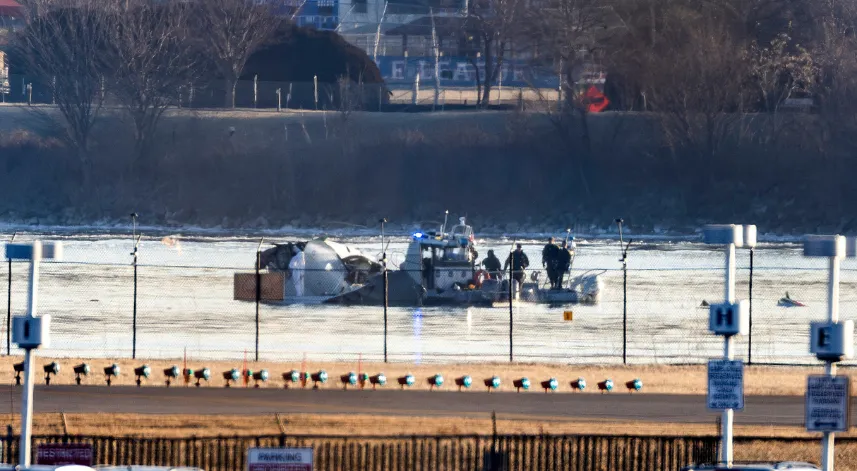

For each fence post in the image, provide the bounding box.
[255,244,262,363]
[131,214,139,359]
[748,247,754,364]
[314,76,318,110]
[380,219,388,363]
[276,88,281,112]
[508,251,513,363]
[6,255,11,356]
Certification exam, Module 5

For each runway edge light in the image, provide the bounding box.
[340,371,358,390]
[541,378,559,393]
[134,365,151,387]
[223,368,240,387]
[42,362,59,385]
[104,364,120,386]
[455,375,472,391]
[163,365,180,386]
[427,374,444,390]
[73,363,90,385]
[194,367,211,387]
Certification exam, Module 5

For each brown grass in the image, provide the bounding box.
[0,412,840,439]
[0,356,835,396]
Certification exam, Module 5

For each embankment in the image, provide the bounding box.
[0,106,851,235]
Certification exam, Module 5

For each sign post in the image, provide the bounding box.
[248,447,313,471]
[802,235,855,471]
[5,241,62,468]
[702,224,754,466]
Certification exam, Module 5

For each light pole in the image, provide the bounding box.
[5,240,62,467]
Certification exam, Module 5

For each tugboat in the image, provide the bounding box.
[257,216,603,306]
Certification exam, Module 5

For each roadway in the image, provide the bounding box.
[0,385,818,426]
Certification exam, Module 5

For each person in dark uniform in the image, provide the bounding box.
[504,244,530,286]
[556,240,573,289]
[482,249,503,279]
[542,237,560,289]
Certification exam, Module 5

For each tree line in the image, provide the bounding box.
[9,0,284,180]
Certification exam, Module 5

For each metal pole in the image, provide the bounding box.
[509,244,514,362]
[821,254,840,471]
[748,248,753,365]
[616,219,628,365]
[131,214,138,360]
[721,242,736,466]
[381,219,388,363]
[255,248,261,363]
[20,241,41,468]
[6,232,15,356]
[19,346,34,467]
[623,264,627,364]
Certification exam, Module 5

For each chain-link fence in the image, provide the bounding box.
[2,74,559,111]
[0,233,850,365]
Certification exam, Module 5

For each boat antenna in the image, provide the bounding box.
[441,210,449,234]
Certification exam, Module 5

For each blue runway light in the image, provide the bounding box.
[428,374,444,390]
[369,373,387,389]
[626,378,643,392]
[283,369,301,388]
[413,232,424,239]
[541,378,559,392]
[455,375,472,391]
[398,374,415,389]
[341,372,358,389]
[571,377,586,391]
[513,377,530,392]
[598,379,614,393]
[484,376,501,392]
[310,370,328,389]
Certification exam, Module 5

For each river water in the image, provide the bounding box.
[0,229,854,365]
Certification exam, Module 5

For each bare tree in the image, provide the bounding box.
[191,0,279,108]
[13,4,110,183]
[106,1,199,165]
[462,0,523,107]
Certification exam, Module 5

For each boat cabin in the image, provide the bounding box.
[402,217,478,291]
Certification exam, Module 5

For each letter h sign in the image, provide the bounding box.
[709,301,749,336]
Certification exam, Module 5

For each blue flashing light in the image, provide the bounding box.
[413,232,424,239]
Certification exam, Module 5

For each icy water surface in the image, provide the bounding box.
[0,230,852,365]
